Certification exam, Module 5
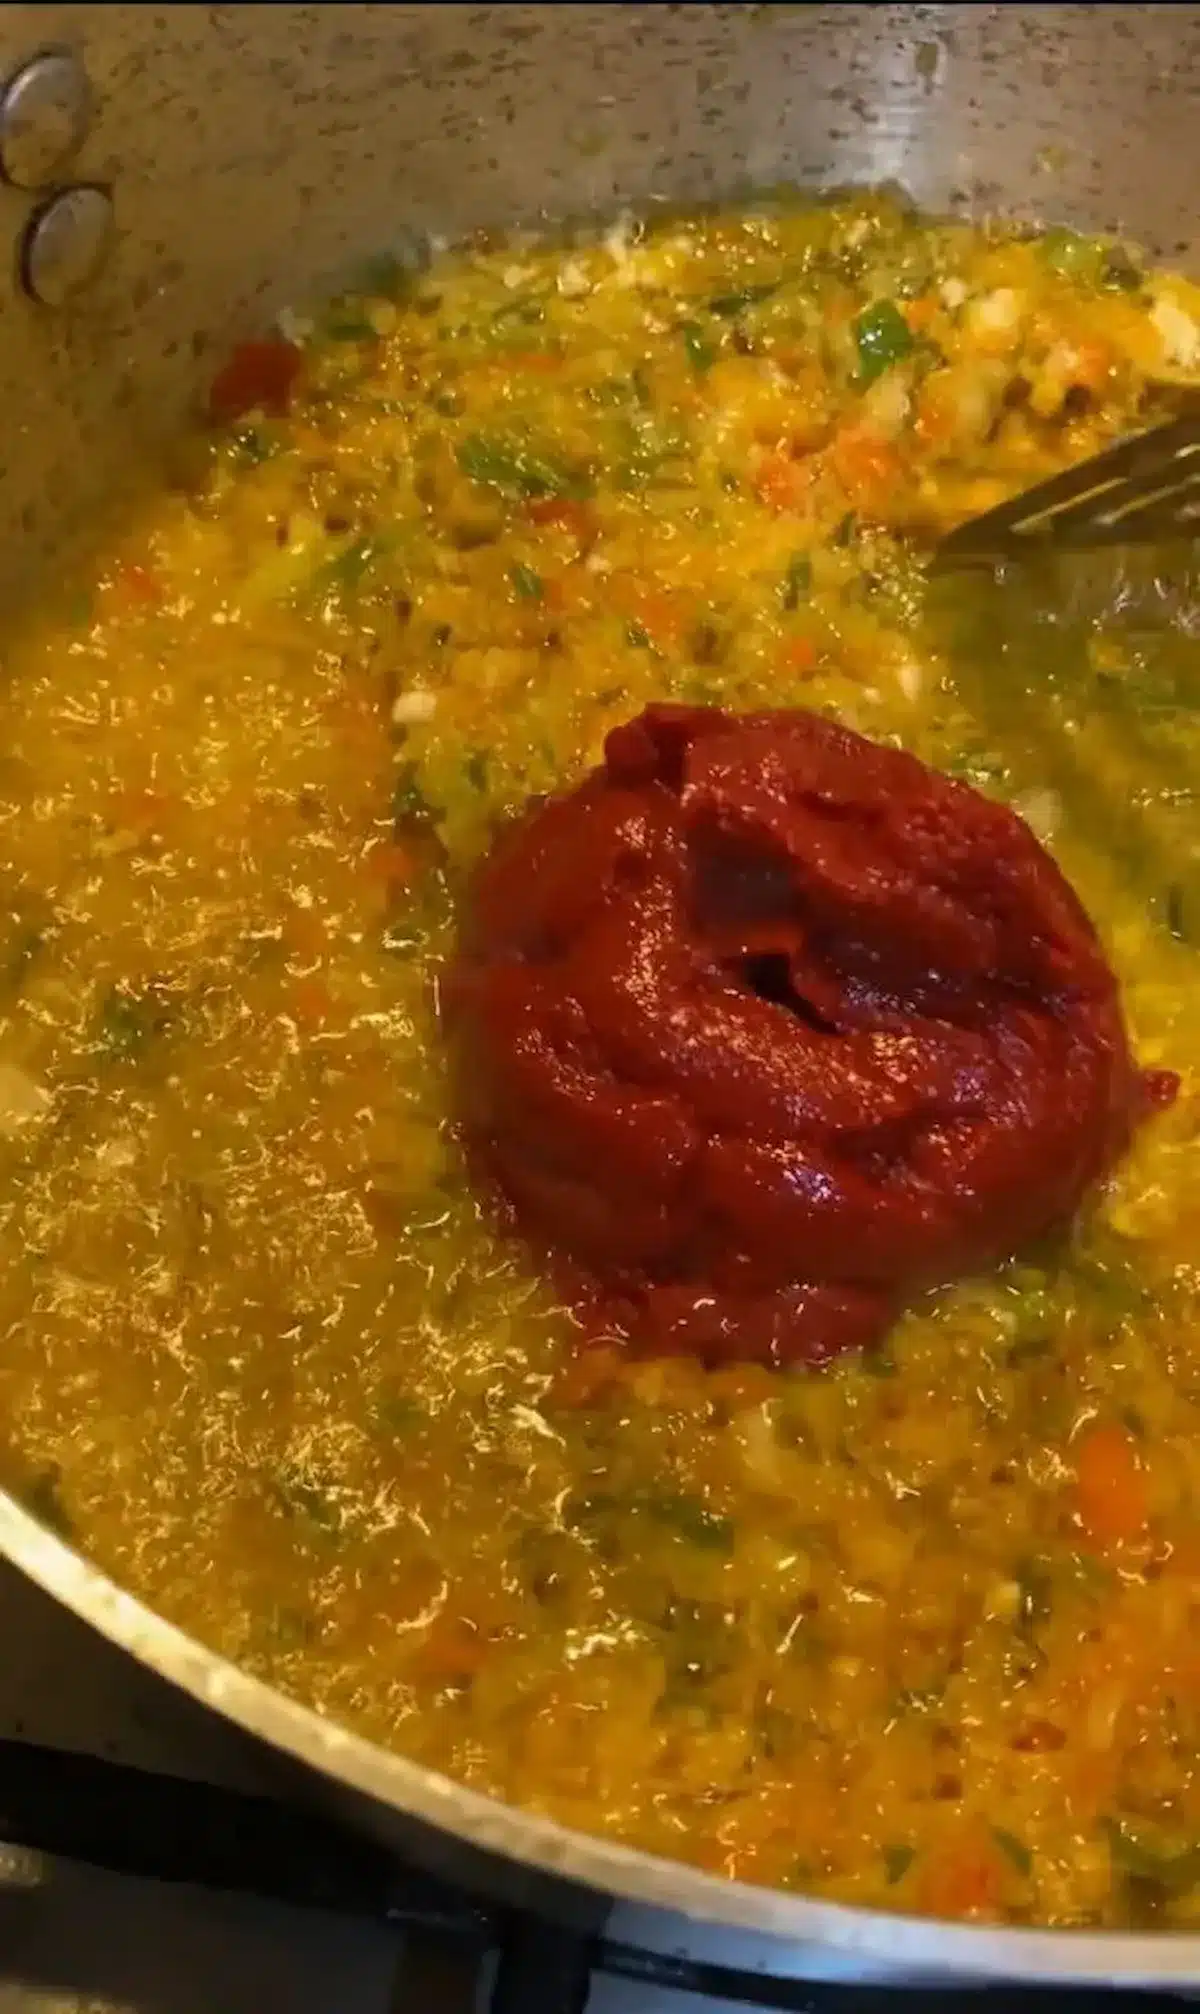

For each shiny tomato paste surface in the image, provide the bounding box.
[451,704,1173,1366]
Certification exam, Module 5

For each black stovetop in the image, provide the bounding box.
[0,1736,1195,2013]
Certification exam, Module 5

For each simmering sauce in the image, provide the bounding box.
[2,193,1200,1925]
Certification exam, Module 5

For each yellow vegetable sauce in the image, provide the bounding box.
[3,192,1200,1926]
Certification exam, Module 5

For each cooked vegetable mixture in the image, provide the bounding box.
[4,192,1200,1927]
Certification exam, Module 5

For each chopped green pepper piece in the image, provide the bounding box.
[883,1843,915,1885]
[464,749,490,792]
[854,298,915,384]
[1039,229,1104,284]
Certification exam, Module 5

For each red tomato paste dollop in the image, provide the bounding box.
[450,704,1174,1368]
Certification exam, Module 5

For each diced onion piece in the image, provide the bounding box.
[0,1063,50,1134]
[1151,290,1200,370]
[391,688,438,726]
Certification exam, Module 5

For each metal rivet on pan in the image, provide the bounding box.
[19,184,114,306]
[0,48,92,190]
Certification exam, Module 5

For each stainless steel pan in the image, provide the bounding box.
[1,2,1198,1985]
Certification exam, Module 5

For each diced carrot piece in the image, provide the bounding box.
[1074,1421,1148,1546]
[362,839,416,892]
[505,349,563,373]
[915,385,956,447]
[290,977,333,1027]
[525,496,597,545]
[918,1830,1005,1920]
[208,339,302,423]
[632,589,686,652]
[612,578,688,651]
[547,1345,627,1409]
[904,293,939,331]
[283,906,328,962]
[1070,337,1114,392]
[828,426,902,503]
[114,561,163,606]
[753,450,813,513]
[107,787,169,835]
[778,635,818,678]
[410,1614,490,1685]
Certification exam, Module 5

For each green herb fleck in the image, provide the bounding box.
[781,553,813,610]
[4,921,45,993]
[1016,1555,1054,1632]
[265,1604,319,1651]
[490,291,549,328]
[1103,1818,1200,1896]
[266,1470,340,1535]
[229,425,275,467]
[1008,1333,1054,1366]
[391,763,434,829]
[16,1462,76,1542]
[681,319,716,373]
[509,561,544,601]
[992,1826,1033,1877]
[457,432,591,501]
[708,281,780,318]
[643,1491,735,1553]
[357,251,413,299]
[96,981,175,1060]
[854,298,915,384]
[883,1843,915,1885]
[862,1343,898,1376]
[372,1390,425,1434]
[315,538,379,596]
[1101,246,1143,293]
[464,748,490,792]
[323,315,379,343]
